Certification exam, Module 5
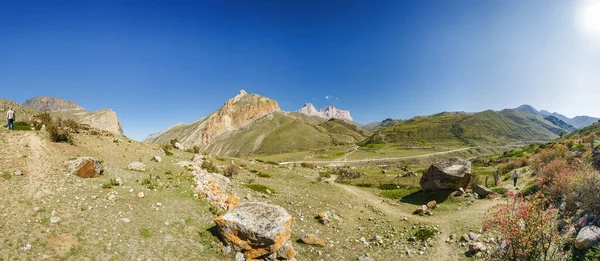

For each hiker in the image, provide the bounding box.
[6,107,15,130]
[512,170,519,187]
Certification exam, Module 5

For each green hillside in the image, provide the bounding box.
[362,110,558,147]
[565,122,600,139]
[203,112,368,156]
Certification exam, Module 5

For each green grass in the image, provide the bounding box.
[257,172,272,178]
[355,183,373,187]
[249,169,259,173]
[265,160,279,166]
[244,184,276,194]
[140,228,152,238]
[101,178,120,189]
[380,186,420,199]
[3,121,34,131]
[2,171,11,180]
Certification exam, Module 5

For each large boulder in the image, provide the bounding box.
[193,169,238,212]
[64,157,103,178]
[575,225,600,250]
[420,158,471,191]
[127,162,146,172]
[472,184,493,198]
[215,202,295,259]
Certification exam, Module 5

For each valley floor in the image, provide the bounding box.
[0,129,521,260]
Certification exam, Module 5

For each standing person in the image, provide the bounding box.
[512,169,519,187]
[6,107,15,130]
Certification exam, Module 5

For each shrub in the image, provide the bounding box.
[223,164,238,178]
[413,227,438,241]
[585,244,600,261]
[140,228,152,238]
[333,166,361,183]
[101,178,120,189]
[536,158,575,200]
[140,177,157,190]
[483,196,563,260]
[216,157,226,162]
[46,124,73,144]
[318,172,331,179]
[3,121,34,131]
[378,183,407,190]
[257,172,271,178]
[356,183,373,187]
[192,145,201,154]
[249,169,259,173]
[572,165,600,214]
[201,160,218,173]
[519,184,540,196]
[244,184,276,194]
[265,161,279,166]
[490,187,507,195]
[255,159,265,163]
[169,139,179,148]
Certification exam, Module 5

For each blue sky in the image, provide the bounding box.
[1,0,599,140]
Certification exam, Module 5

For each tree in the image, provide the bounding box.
[558,130,565,138]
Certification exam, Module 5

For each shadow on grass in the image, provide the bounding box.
[400,190,454,205]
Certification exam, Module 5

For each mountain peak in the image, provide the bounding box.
[24,96,85,112]
[297,104,353,121]
[513,104,539,115]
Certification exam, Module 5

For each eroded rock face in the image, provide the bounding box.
[79,109,123,135]
[575,225,600,250]
[297,103,354,122]
[65,157,103,178]
[420,158,472,191]
[215,202,295,259]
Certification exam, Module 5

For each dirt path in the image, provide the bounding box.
[24,132,53,198]
[333,182,498,260]
[279,147,474,165]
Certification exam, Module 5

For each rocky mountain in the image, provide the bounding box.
[145,91,367,156]
[514,104,599,129]
[24,96,123,135]
[0,98,41,122]
[297,103,353,122]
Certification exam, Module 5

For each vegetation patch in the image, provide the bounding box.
[413,227,438,241]
[300,162,316,169]
[265,160,279,166]
[257,172,272,178]
[244,184,276,194]
[249,169,259,174]
[101,178,120,189]
[380,186,420,199]
[378,183,407,190]
[318,172,331,178]
[355,183,373,187]
[140,228,152,238]
[491,187,507,195]
[201,160,218,173]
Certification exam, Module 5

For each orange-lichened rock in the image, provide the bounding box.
[64,157,103,178]
[215,202,295,260]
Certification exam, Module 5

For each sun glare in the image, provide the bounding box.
[578,0,600,40]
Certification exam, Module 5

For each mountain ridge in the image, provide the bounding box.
[296,103,353,122]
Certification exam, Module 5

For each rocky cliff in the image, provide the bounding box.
[144,90,281,149]
[296,103,353,122]
[24,96,123,135]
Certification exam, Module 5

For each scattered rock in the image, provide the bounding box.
[455,188,465,197]
[120,218,131,223]
[460,234,470,242]
[156,202,163,207]
[357,253,375,261]
[468,232,480,241]
[193,169,237,212]
[468,242,486,253]
[128,162,146,172]
[13,170,23,176]
[420,158,471,191]
[426,200,437,209]
[50,217,61,224]
[316,211,339,225]
[215,202,295,260]
[137,192,145,198]
[235,252,245,261]
[107,195,117,202]
[64,157,104,178]
[299,234,325,247]
[153,156,162,163]
[414,205,429,214]
[576,225,600,250]
[174,142,184,150]
[472,184,493,198]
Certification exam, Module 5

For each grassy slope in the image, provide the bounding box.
[565,122,600,139]
[205,112,368,156]
[362,110,558,147]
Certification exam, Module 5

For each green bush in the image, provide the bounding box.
[356,183,373,187]
[223,164,238,178]
[216,157,226,162]
[318,172,331,178]
[201,160,218,173]
[101,178,120,189]
[46,124,73,144]
[140,228,152,238]
[585,245,600,261]
[300,162,316,169]
[258,172,272,178]
[413,227,438,241]
[140,177,157,190]
[491,187,508,195]
[520,184,540,196]
[249,169,259,173]
[244,184,276,194]
[255,159,265,163]
[265,161,279,166]
[3,121,34,131]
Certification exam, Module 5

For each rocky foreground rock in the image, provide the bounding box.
[215,202,295,260]
[192,169,238,212]
[472,184,493,198]
[64,157,103,178]
[420,158,472,191]
[575,225,600,250]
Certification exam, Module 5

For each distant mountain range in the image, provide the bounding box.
[515,104,599,129]
[296,103,353,122]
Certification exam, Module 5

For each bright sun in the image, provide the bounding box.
[578,0,600,40]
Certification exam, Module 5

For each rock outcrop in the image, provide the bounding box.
[472,184,493,198]
[144,90,280,149]
[127,162,146,172]
[297,103,353,122]
[64,157,103,178]
[193,169,238,212]
[575,225,600,250]
[215,202,295,260]
[24,96,123,135]
[420,158,472,191]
